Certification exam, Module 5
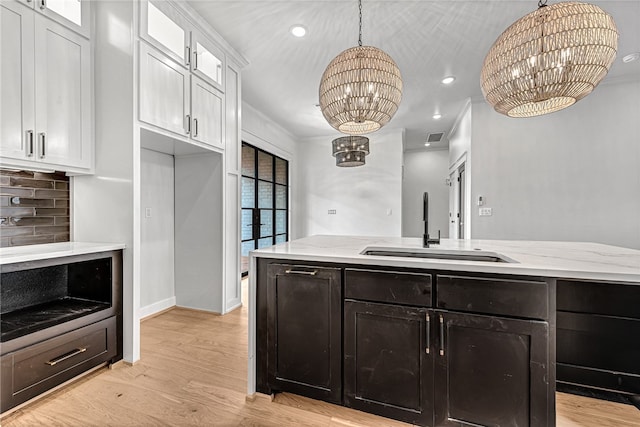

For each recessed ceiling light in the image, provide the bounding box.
[432,113,442,120]
[622,52,640,63]
[441,76,456,85]
[290,25,307,38]
[424,142,431,147]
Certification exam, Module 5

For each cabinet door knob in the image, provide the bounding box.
[39,132,46,158]
[185,46,191,66]
[284,269,317,276]
[439,314,445,356]
[40,0,46,10]
[193,118,198,137]
[45,347,87,366]
[425,313,431,354]
[26,130,34,157]
[185,115,191,134]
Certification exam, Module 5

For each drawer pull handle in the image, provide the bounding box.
[284,269,317,276]
[425,313,430,354]
[45,347,87,366]
[439,314,445,356]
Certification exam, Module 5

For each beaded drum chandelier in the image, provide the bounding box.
[480,1,618,118]
[332,136,370,167]
[319,0,402,134]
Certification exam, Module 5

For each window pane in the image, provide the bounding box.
[258,237,273,249]
[241,209,253,240]
[275,234,287,244]
[46,0,82,25]
[275,210,286,234]
[258,181,272,209]
[260,210,273,238]
[275,157,287,184]
[241,240,255,257]
[275,185,287,209]
[241,177,255,208]
[258,151,273,181]
[196,42,223,85]
[242,145,255,177]
[148,2,185,62]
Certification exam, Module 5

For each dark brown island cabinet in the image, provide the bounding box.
[256,258,557,427]
[0,250,123,413]
[556,279,640,407]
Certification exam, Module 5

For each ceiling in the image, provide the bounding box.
[187,0,640,151]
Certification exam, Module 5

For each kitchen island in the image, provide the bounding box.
[248,235,640,426]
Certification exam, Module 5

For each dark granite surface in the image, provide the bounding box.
[0,298,110,342]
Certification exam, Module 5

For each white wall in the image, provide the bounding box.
[139,149,175,317]
[174,152,224,312]
[402,149,450,238]
[296,129,404,238]
[470,78,640,250]
[72,0,138,362]
[241,101,300,238]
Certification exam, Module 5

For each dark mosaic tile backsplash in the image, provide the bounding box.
[0,169,70,248]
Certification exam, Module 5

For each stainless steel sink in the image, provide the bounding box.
[360,247,517,263]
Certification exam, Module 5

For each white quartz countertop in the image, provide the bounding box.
[250,235,640,283]
[0,242,126,265]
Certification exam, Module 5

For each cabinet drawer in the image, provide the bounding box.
[345,269,432,307]
[1,316,117,412]
[437,275,548,320]
[558,280,640,318]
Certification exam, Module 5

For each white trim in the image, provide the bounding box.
[139,296,177,320]
[447,98,472,141]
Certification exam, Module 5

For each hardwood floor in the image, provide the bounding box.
[3,281,639,426]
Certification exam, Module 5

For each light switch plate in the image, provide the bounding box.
[328,209,336,215]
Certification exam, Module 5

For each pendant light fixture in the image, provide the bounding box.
[319,0,402,135]
[481,1,618,118]
[332,136,370,167]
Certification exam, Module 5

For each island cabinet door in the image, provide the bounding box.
[266,264,342,404]
[344,300,434,426]
[434,311,551,427]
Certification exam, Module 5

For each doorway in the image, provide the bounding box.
[241,142,289,275]
[448,159,467,239]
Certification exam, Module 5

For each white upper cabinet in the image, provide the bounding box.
[34,14,91,168]
[191,29,225,91]
[1,1,35,161]
[139,42,190,136]
[140,0,226,90]
[140,0,189,67]
[191,76,224,149]
[0,1,92,172]
[17,0,91,38]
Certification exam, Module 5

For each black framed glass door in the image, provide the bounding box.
[241,143,289,274]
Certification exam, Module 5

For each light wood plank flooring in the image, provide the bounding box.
[3,282,640,426]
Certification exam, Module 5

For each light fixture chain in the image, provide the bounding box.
[358,0,363,46]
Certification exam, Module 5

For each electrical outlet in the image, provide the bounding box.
[145,207,152,218]
[328,209,336,215]
[479,207,492,216]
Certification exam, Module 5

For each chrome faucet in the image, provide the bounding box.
[423,192,440,248]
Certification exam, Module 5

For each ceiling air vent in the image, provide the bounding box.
[426,132,445,143]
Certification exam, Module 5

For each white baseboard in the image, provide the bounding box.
[139,296,176,320]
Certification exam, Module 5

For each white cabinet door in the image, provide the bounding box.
[191,29,224,92]
[139,43,190,136]
[191,76,224,149]
[36,0,90,38]
[34,14,91,169]
[140,0,189,68]
[0,1,35,161]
